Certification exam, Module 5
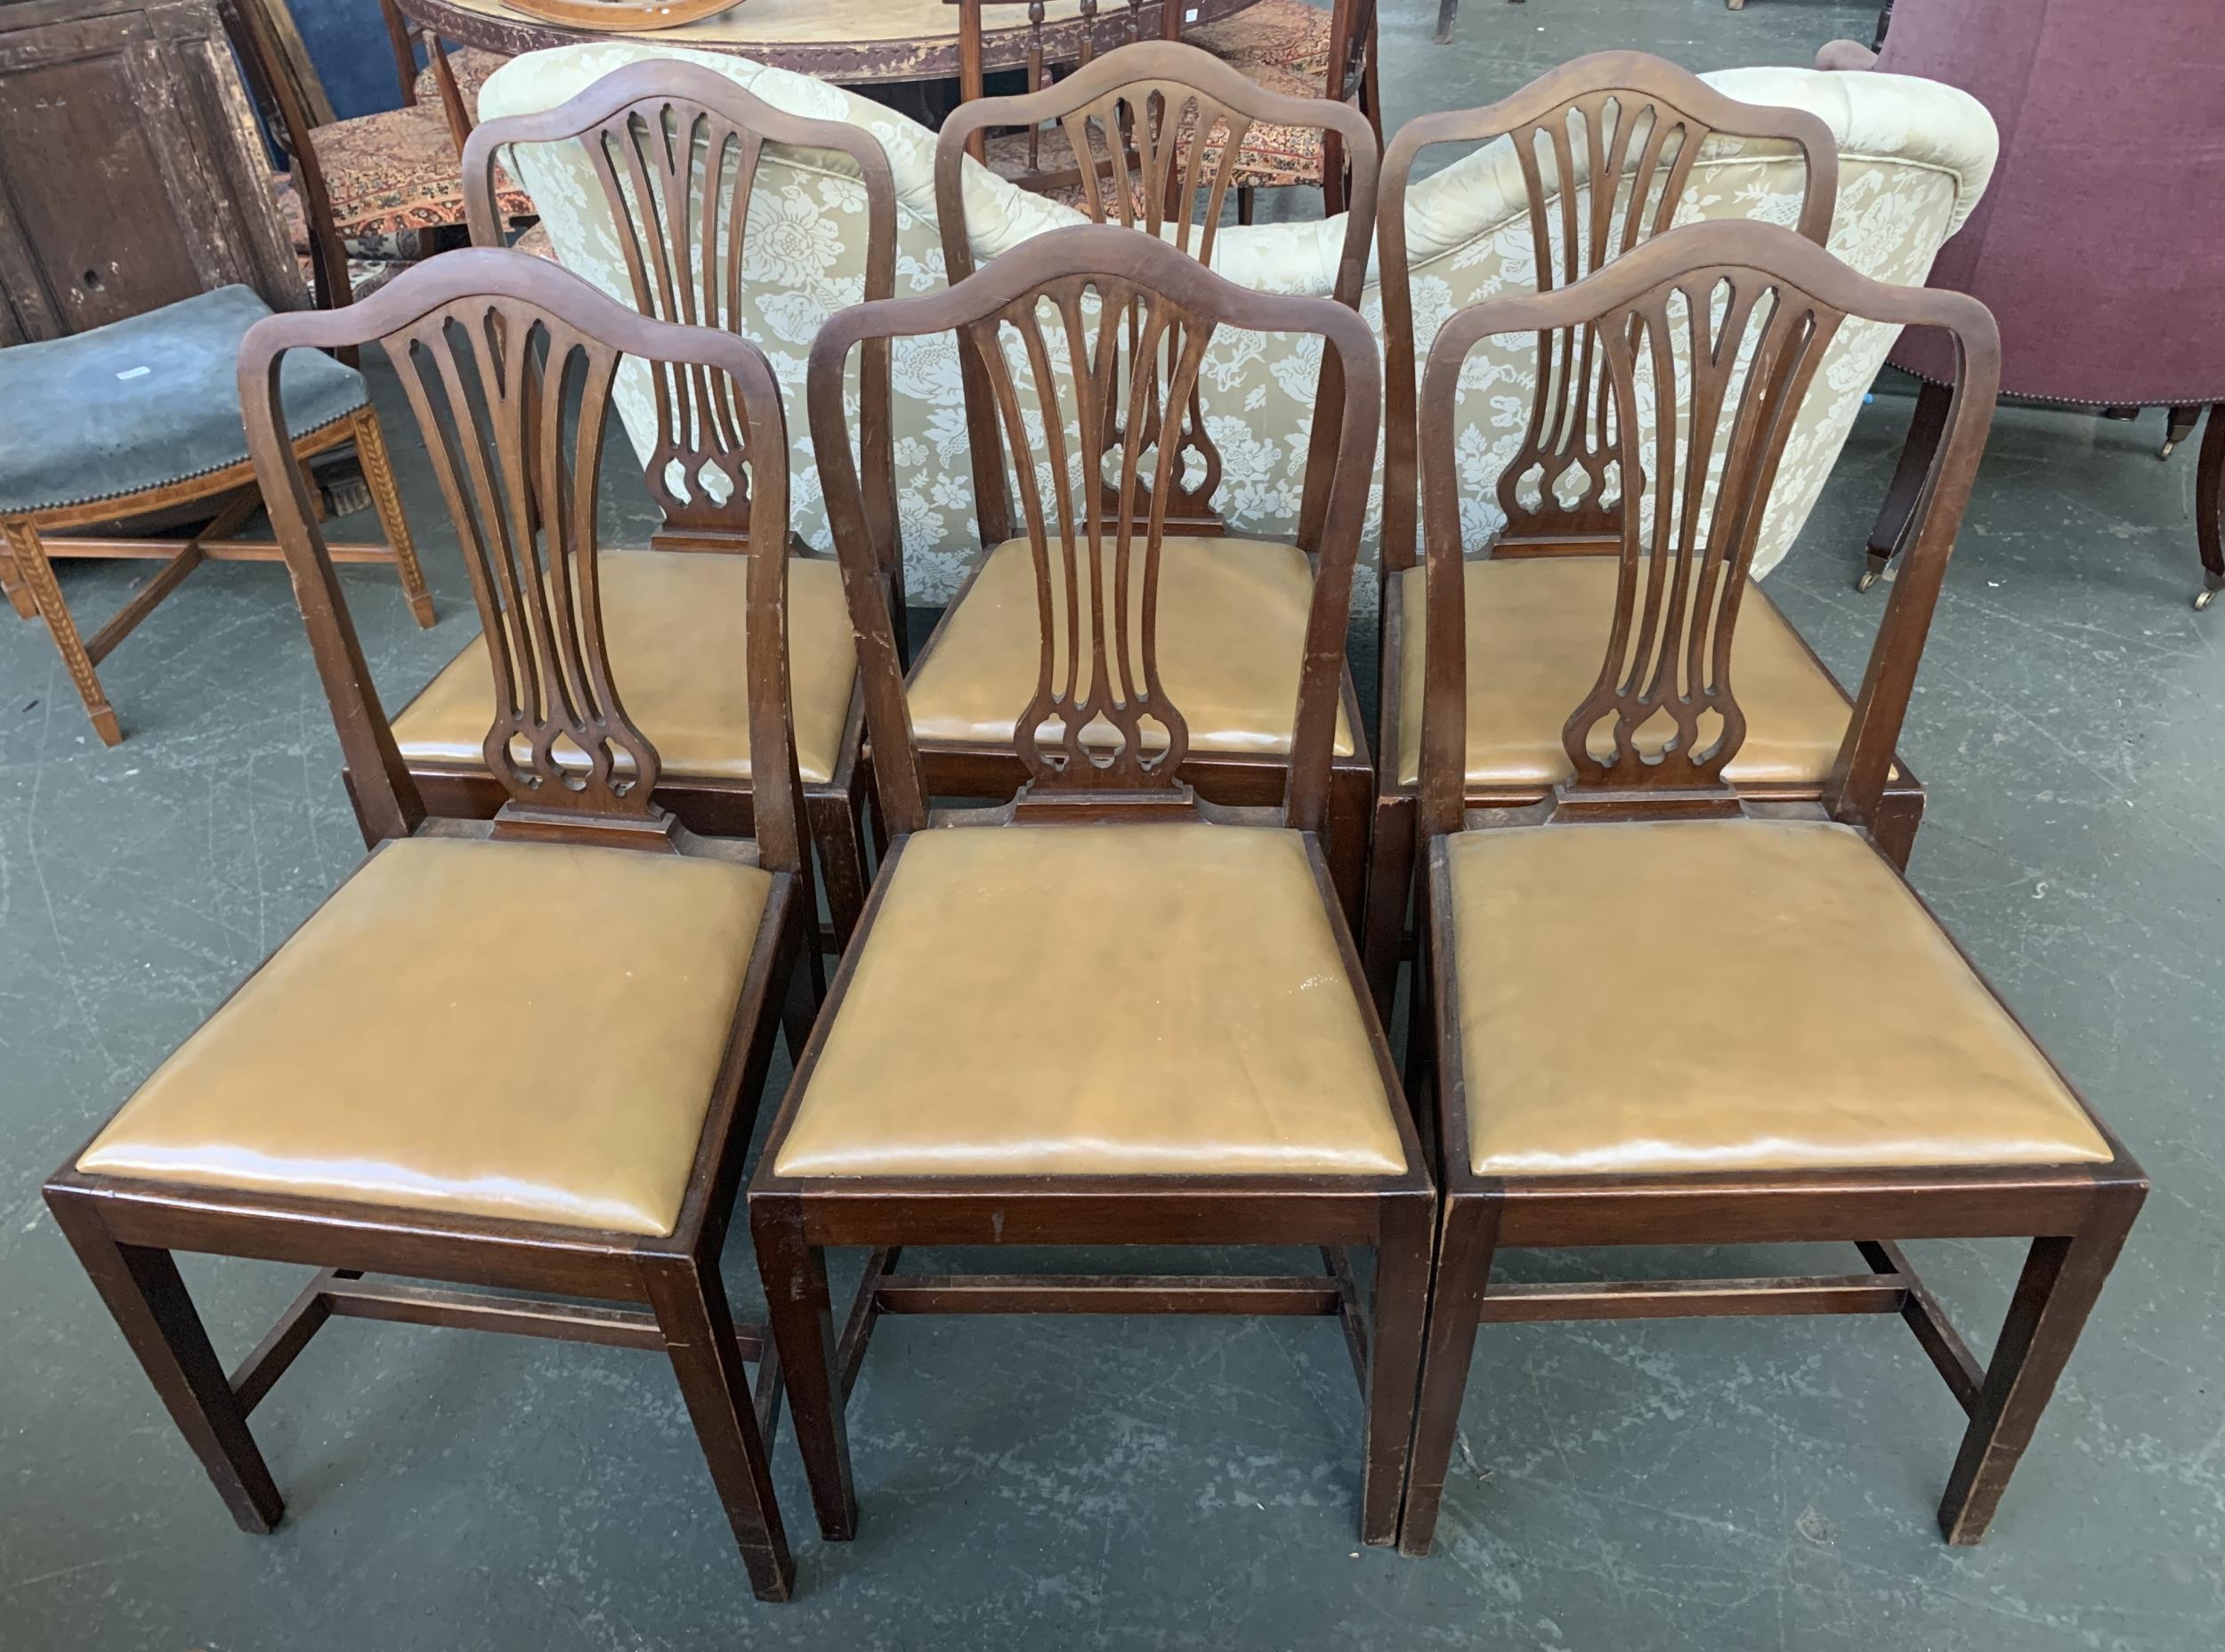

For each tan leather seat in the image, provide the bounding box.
[78,838,773,1235]
[392,550,858,786]
[907,535,1355,758]
[773,823,1404,1178]
[1444,819,2115,1178]
[1394,558,1856,789]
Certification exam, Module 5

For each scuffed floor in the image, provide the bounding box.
[3,3,2220,1647]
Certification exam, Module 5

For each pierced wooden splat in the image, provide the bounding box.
[1556,268,1841,795]
[381,295,668,816]
[1377,53,1839,567]
[462,61,899,560]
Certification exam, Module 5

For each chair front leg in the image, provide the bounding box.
[1937,1188,2143,1545]
[4,521,122,745]
[45,1192,284,1533]
[642,1253,796,1601]
[1396,1194,1500,1556]
[0,525,36,619]
[1359,1191,1434,1546]
[750,1197,859,1541]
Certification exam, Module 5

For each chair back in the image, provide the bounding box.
[463,60,900,577]
[938,41,1375,547]
[238,248,804,869]
[378,0,475,150]
[1380,52,1840,567]
[1412,222,1996,839]
[810,223,1378,834]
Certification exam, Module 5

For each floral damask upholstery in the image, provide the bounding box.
[481,48,1997,609]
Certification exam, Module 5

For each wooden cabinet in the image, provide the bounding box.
[0,0,303,344]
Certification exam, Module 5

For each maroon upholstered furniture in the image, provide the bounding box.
[1818,0,2225,606]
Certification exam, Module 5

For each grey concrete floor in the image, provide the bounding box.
[4,2,2221,1648]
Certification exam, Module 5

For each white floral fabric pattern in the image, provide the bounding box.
[479,51,1998,608]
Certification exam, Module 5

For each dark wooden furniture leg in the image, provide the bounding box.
[2193,402,2225,611]
[2159,403,2203,459]
[643,1254,796,1601]
[1938,1192,2141,1544]
[807,788,870,948]
[46,1194,285,1534]
[1360,1192,1434,1544]
[1397,1194,1498,1554]
[1860,378,1954,592]
[751,1199,858,1541]
[1362,791,1416,1024]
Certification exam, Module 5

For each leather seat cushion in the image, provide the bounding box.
[907,536,1355,759]
[392,550,857,786]
[78,838,773,1235]
[773,823,1405,1178]
[1394,557,1856,789]
[1444,819,2115,1178]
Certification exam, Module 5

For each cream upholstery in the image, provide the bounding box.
[392,550,857,786]
[481,48,2000,604]
[1393,558,1855,790]
[906,536,1355,757]
[773,824,1406,1178]
[1444,820,2114,1178]
[78,838,773,1235]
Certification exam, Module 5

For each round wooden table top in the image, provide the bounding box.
[399,0,1265,87]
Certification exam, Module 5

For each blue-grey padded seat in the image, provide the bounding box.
[0,286,369,519]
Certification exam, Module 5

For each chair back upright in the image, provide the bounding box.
[810,223,1379,835]
[1412,222,1997,841]
[1380,52,1841,569]
[462,61,902,599]
[238,248,804,870]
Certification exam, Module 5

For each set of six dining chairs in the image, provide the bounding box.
[41,44,2143,1607]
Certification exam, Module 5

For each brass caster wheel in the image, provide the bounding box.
[1857,552,1890,593]
[2197,579,2222,612]
[2159,440,2180,460]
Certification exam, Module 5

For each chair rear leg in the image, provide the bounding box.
[352,408,434,628]
[1359,1193,1433,1546]
[45,1192,283,1533]
[1397,1196,1499,1556]
[750,1197,859,1542]
[6,522,122,745]
[1937,1190,2143,1545]
[643,1254,796,1601]
[1362,791,1415,1027]
[807,789,870,952]
[1860,380,1953,592]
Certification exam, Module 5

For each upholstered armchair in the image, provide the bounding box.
[481,45,1995,610]
[1816,0,2225,606]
